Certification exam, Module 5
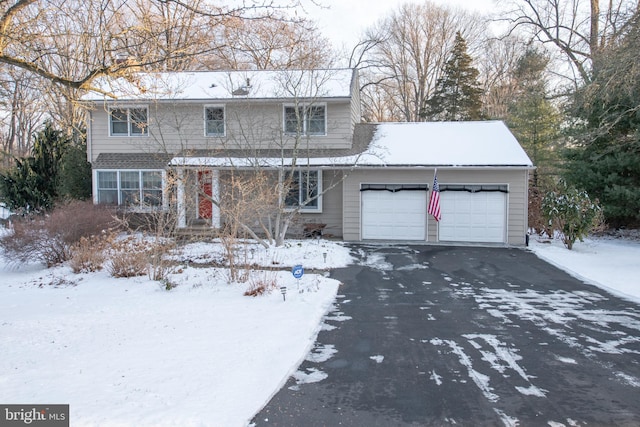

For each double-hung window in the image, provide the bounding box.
[109,107,148,136]
[205,106,225,136]
[284,104,326,136]
[285,170,322,212]
[96,170,163,208]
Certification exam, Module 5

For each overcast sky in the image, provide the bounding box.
[308,0,496,51]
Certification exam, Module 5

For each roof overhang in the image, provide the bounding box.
[168,156,535,171]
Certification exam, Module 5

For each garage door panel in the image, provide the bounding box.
[362,190,426,240]
[439,191,506,243]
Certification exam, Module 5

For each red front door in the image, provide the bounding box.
[198,171,212,219]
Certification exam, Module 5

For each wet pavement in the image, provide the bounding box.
[251,245,640,426]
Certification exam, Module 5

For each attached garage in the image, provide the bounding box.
[438,185,508,243]
[339,121,534,246]
[360,184,428,240]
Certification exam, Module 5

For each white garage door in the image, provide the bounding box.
[439,190,507,243]
[361,186,427,240]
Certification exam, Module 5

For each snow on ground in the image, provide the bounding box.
[529,235,640,303]
[0,203,9,220]
[1,231,639,426]
[0,238,352,427]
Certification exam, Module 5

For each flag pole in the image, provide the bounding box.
[434,168,438,243]
[428,168,441,241]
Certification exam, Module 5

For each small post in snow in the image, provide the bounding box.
[292,264,304,292]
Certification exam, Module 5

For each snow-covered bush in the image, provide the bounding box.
[542,181,603,249]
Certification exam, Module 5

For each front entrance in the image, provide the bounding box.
[198,171,212,219]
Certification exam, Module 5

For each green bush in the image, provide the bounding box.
[542,181,603,250]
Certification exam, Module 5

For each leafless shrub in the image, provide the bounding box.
[69,233,113,273]
[0,200,117,267]
[244,269,279,297]
[147,240,178,281]
[217,171,279,282]
[114,180,181,282]
[107,236,149,278]
[528,185,548,236]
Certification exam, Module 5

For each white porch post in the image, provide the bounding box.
[177,169,186,228]
[211,170,221,228]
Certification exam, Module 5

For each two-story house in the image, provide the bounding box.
[84,68,534,245]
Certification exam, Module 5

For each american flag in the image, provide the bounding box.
[428,171,441,222]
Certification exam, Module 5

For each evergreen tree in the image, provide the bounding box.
[564,14,640,227]
[507,48,562,187]
[58,139,92,200]
[0,122,68,212]
[423,32,484,121]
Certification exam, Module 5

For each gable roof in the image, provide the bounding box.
[83,69,356,102]
[359,121,534,167]
[169,121,534,169]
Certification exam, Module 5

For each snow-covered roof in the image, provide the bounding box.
[83,69,355,102]
[170,121,534,168]
[362,121,533,167]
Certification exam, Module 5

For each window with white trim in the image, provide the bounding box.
[205,106,225,136]
[285,170,322,211]
[284,105,326,136]
[109,107,148,136]
[96,170,163,207]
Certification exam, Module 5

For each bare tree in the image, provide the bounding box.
[499,0,638,85]
[354,1,488,122]
[207,14,335,70]
[0,0,320,157]
[477,35,530,119]
[0,69,46,162]
[171,69,366,248]
[0,0,309,92]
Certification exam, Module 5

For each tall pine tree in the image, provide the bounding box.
[507,48,562,187]
[423,32,484,121]
[564,13,640,227]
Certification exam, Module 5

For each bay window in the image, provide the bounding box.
[96,170,163,208]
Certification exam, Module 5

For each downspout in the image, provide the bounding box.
[86,110,93,163]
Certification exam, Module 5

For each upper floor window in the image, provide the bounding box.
[96,170,163,208]
[285,169,322,212]
[205,106,225,136]
[284,105,326,136]
[110,107,148,136]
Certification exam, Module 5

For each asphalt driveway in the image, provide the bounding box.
[252,245,640,426]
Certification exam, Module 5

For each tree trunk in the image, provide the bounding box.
[590,0,600,57]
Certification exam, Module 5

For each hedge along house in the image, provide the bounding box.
[83,68,534,245]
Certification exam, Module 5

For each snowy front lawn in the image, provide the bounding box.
[0,239,352,427]
[2,233,639,426]
[528,234,640,303]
